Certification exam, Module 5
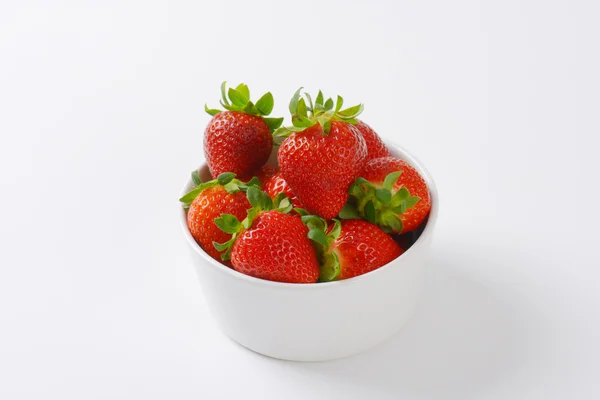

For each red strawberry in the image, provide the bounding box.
[342,156,431,233]
[180,172,257,264]
[332,220,403,280]
[354,120,392,161]
[301,216,402,281]
[231,211,319,283]
[276,90,369,219]
[214,188,319,283]
[262,171,306,209]
[204,82,283,179]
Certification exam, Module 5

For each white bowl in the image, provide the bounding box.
[179,141,439,361]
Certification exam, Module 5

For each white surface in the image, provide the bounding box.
[180,144,437,361]
[1,0,599,398]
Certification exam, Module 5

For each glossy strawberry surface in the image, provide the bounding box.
[204,111,273,179]
[333,220,403,280]
[262,172,305,209]
[354,120,391,161]
[278,121,367,219]
[230,211,319,283]
[187,186,251,264]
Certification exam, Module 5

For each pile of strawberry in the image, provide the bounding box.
[180,83,431,284]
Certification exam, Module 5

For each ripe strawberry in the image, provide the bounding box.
[180,172,258,264]
[204,82,283,179]
[262,171,306,209]
[301,217,403,281]
[231,211,319,283]
[276,90,367,219]
[214,187,319,283]
[354,120,392,161]
[341,156,431,234]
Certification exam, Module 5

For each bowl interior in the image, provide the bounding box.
[180,142,438,288]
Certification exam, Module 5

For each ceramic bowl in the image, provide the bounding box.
[179,141,438,361]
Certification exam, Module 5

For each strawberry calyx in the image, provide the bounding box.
[273,88,364,142]
[339,171,421,233]
[179,171,261,208]
[296,209,343,282]
[213,187,293,261]
[205,81,284,133]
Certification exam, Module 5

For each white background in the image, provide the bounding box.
[1,1,599,399]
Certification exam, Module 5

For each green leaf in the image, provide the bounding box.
[244,176,262,189]
[220,81,230,106]
[292,114,313,128]
[261,189,273,210]
[383,171,402,190]
[247,186,263,209]
[319,252,340,282]
[324,98,334,111]
[391,202,407,215]
[223,181,241,194]
[235,83,250,100]
[297,97,308,117]
[243,100,259,115]
[304,93,314,111]
[220,248,232,261]
[244,208,259,229]
[316,111,333,129]
[289,87,303,114]
[339,203,360,219]
[217,172,236,185]
[381,212,403,232]
[301,215,325,231]
[277,197,290,210]
[280,204,292,214]
[276,198,292,214]
[213,239,233,252]
[191,170,202,186]
[228,88,249,108]
[328,219,342,242]
[293,207,310,216]
[272,125,305,142]
[390,187,410,208]
[315,90,324,107]
[255,92,274,115]
[272,127,291,141]
[337,103,364,119]
[179,186,203,204]
[335,95,344,112]
[263,117,284,132]
[405,195,421,210]
[205,104,221,116]
[179,179,221,204]
[214,214,242,234]
[348,182,363,198]
[272,192,288,208]
[375,188,392,204]
[364,200,376,223]
[220,101,240,112]
[308,228,329,248]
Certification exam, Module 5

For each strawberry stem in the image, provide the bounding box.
[206,81,283,132]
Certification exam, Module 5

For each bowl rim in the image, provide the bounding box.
[179,140,439,290]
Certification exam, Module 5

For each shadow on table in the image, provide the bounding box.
[280,247,535,399]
